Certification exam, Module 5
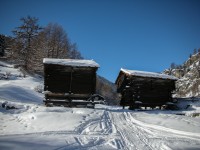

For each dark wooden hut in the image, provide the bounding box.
[115,68,178,109]
[43,58,104,107]
[0,35,5,57]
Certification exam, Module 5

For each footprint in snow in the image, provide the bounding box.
[31,116,35,120]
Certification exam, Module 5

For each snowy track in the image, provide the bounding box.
[72,107,200,150]
[1,105,200,149]
[111,111,200,150]
[111,111,154,150]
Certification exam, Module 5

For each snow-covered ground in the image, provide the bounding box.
[0,60,200,150]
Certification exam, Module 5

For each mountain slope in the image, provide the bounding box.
[96,75,120,105]
[0,60,43,104]
[164,52,200,97]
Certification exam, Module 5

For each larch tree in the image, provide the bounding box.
[42,23,70,59]
[68,43,83,59]
[38,23,83,60]
[12,17,83,72]
[13,16,42,70]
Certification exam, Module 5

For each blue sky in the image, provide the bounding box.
[0,0,200,82]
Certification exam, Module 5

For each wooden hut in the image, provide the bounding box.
[115,68,178,109]
[0,35,5,57]
[43,58,104,107]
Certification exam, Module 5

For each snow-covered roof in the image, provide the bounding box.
[43,58,100,68]
[121,68,178,80]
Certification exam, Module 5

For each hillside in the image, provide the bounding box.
[0,60,200,149]
[96,75,120,105]
[164,51,200,98]
[0,60,43,104]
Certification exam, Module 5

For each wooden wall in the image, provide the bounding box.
[116,72,176,107]
[44,64,97,97]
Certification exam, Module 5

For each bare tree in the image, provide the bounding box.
[30,32,46,72]
[12,18,83,72]
[42,23,70,58]
[37,23,83,60]
[30,23,83,72]
[68,43,83,59]
[13,16,42,70]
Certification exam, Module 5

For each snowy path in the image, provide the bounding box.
[70,106,200,150]
[111,111,155,150]
[2,105,200,150]
[110,110,200,150]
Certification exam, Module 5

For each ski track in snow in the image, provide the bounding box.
[121,111,200,150]
[1,103,200,149]
[72,108,200,150]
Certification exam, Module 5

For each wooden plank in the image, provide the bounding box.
[44,100,104,107]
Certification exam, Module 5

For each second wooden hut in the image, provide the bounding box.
[115,68,178,109]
